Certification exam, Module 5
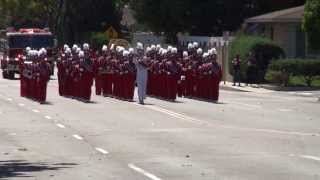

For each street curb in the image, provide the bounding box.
[220,85,250,92]
[260,84,320,92]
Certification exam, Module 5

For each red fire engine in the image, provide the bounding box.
[0,28,56,79]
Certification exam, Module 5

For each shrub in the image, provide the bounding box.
[266,59,320,86]
[90,32,109,50]
[229,35,285,82]
[265,70,289,86]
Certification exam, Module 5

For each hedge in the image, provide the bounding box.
[229,35,285,83]
[266,59,320,86]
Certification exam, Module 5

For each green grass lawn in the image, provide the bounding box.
[289,76,320,87]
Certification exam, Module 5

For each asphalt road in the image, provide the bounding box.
[0,73,319,180]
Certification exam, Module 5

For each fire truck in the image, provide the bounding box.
[0,28,56,79]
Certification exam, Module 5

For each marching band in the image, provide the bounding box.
[18,42,222,104]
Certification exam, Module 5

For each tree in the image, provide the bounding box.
[0,0,123,44]
[130,0,305,43]
[0,0,46,28]
[303,0,320,50]
[56,0,121,43]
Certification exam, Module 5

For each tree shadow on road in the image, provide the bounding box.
[0,160,77,179]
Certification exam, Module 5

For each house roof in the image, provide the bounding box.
[246,5,304,23]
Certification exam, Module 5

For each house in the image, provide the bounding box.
[245,5,305,58]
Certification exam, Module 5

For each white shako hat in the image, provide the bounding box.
[183,51,188,57]
[187,43,193,49]
[146,47,151,53]
[123,50,130,57]
[63,44,69,51]
[79,51,85,58]
[102,45,108,52]
[136,42,144,50]
[161,49,168,55]
[83,43,90,50]
[32,50,36,56]
[65,48,71,54]
[193,42,199,48]
[116,46,121,52]
[40,48,47,55]
[129,48,134,54]
[212,48,217,55]
[72,44,78,51]
[76,47,81,54]
[171,47,178,54]
[203,52,209,58]
[116,46,125,53]
[36,50,41,57]
[197,48,203,55]
[26,47,31,53]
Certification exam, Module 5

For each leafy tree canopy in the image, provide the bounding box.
[303,0,320,50]
[0,0,124,44]
[130,0,305,42]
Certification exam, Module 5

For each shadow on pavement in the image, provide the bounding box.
[41,101,54,105]
[0,160,76,179]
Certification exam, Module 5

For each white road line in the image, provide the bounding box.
[128,164,162,180]
[299,92,313,96]
[73,134,83,140]
[226,101,262,109]
[135,103,318,137]
[300,155,320,162]
[95,147,109,155]
[250,128,319,136]
[45,116,52,119]
[219,125,319,137]
[278,108,292,112]
[32,109,40,113]
[145,105,206,125]
[56,124,66,129]
[18,103,25,107]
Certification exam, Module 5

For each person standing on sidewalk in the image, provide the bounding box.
[232,54,241,86]
[246,52,257,86]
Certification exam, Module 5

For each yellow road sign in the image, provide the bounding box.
[106,26,118,39]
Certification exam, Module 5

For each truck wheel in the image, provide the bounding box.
[8,71,14,79]
[2,71,8,79]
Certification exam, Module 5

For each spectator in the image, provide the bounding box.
[232,54,241,86]
[246,52,257,86]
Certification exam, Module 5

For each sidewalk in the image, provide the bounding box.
[220,82,274,93]
[221,82,320,101]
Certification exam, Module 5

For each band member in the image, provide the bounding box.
[134,42,149,105]
[35,48,51,104]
